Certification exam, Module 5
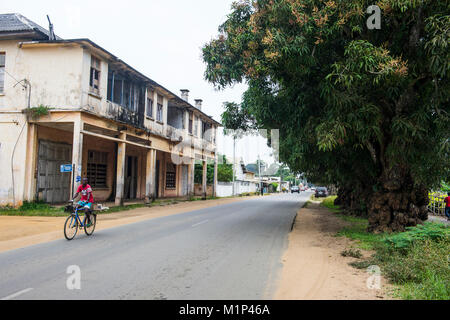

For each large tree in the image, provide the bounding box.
[202,0,449,232]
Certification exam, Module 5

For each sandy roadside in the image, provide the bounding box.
[0,196,261,253]
[274,201,392,300]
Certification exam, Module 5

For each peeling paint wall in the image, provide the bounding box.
[0,40,84,110]
[0,113,28,207]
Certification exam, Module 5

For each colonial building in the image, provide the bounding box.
[0,13,219,207]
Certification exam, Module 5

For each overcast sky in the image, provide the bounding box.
[4,0,276,165]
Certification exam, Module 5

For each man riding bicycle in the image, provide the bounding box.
[72,177,94,226]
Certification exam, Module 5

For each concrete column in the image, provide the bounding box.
[186,157,192,197]
[213,155,218,198]
[153,90,158,120]
[24,123,38,201]
[115,132,126,206]
[202,159,207,200]
[72,119,84,198]
[145,148,154,204]
[151,149,157,201]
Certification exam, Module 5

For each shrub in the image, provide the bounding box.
[341,248,363,258]
[383,222,449,251]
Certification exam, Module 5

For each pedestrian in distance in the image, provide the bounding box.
[444,192,450,221]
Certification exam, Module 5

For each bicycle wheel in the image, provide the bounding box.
[64,215,78,240]
[84,214,96,236]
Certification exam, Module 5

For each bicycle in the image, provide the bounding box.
[64,200,97,240]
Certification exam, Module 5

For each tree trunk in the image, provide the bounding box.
[335,185,371,217]
[367,166,428,233]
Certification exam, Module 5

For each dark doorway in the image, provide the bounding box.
[155,160,160,199]
[37,140,72,203]
[124,156,138,199]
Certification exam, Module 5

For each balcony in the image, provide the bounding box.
[106,102,145,129]
[166,125,184,142]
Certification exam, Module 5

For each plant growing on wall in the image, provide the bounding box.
[23,104,51,120]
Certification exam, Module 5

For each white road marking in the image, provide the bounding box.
[192,220,209,227]
[1,288,34,300]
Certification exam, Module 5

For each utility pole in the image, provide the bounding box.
[258,155,262,196]
[232,135,236,196]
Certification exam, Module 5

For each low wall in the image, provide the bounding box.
[216,181,258,197]
[194,184,213,197]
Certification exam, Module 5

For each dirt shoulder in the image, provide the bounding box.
[0,196,260,253]
[274,201,391,300]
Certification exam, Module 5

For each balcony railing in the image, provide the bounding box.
[166,125,184,142]
[107,102,144,129]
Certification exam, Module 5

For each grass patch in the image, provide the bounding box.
[335,215,384,250]
[320,195,341,212]
[374,235,449,300]
[341,248,363,258]
[349,260,373,269]
[328,200,450,300]
[0,201,66,217]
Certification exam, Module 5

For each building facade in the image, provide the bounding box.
[0,13,219,207]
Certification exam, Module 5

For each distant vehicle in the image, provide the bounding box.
[315,187,328,197]
[300,186,305,192]
[311,187,316,191]
[291,186,300,193]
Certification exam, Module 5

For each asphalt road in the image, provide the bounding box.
[0,193,311,300]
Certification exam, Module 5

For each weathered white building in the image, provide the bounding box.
[0,13,220,207]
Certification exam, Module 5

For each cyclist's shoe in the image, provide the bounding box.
[85,216,92,227]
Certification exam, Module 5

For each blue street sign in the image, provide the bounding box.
[76,176,81,182]
[60,164,72,173]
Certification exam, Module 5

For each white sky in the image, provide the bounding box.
[3,0,276,166]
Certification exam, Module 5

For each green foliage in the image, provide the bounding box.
[0,201,66,217]
[194,163,214,184]
[376,238,449,300]
[333,206,450,300]
[19,201,50,211]
[383,222,450,250]
[194,160,234,184]
[203,0,450,231]
[441,181,450,192]
[24,105,51,120]
[320,195,341,212]
[341,248,363,259]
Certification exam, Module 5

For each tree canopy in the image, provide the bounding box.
[203,0,450,232]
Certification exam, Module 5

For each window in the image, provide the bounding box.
[90,56,101,95]
[194,116,198,136]
[165,163,176,189]
[0,53,5,94]
[87,150,108,188]
[201,121,206,139]
[156,94,163,122]
[188,111,193,134]
[147,97,153,118]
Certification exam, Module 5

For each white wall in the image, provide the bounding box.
[216,181,257,197]
[0,40,84,110]
[0,113,28,206]
[216,182,233,197]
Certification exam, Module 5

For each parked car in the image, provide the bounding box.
[311,187,316,191]
[291,186,300,193]
[315,187,328,197]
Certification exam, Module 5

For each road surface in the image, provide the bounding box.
[0,193,310,300]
